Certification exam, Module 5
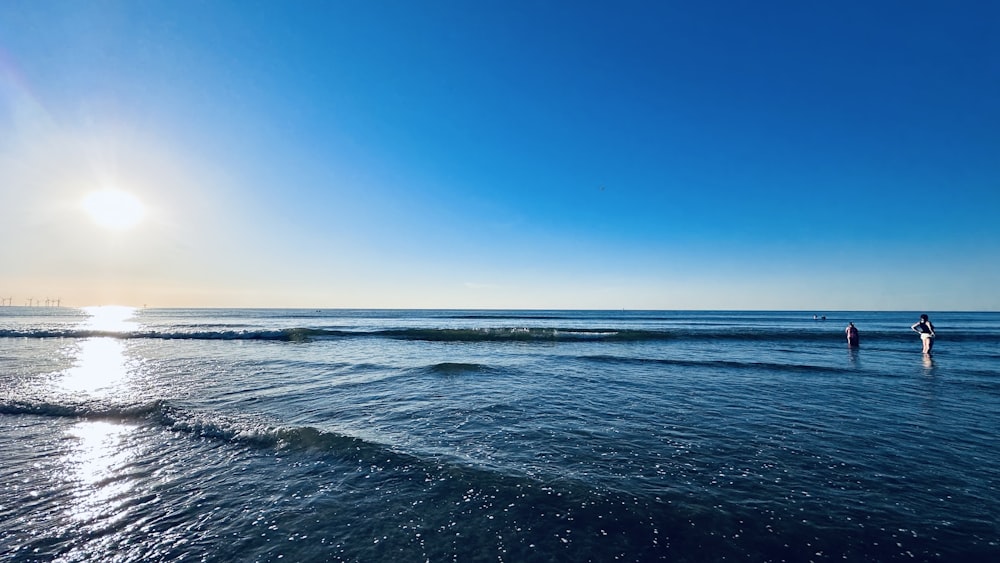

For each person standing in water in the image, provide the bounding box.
[845,322,859,347]
[911,314,936,354]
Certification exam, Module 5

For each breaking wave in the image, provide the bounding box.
[2,326,995,344]
[0,397,399,460]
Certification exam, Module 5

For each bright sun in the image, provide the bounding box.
[81,190,145,231]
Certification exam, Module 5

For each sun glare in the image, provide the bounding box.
[82,190,145,231]
[81,305,140,332]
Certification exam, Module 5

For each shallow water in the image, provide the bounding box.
[2,308,998,561]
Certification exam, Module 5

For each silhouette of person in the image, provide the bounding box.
[845,322,859,347]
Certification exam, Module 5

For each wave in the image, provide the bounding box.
[378,327,642,342]
[0,398,167,419]
[440,313,592,321]
[0,326,657,342]
[359,327,1000,344]
[582,354,856,375]
[3,326,997,344]
[0,328,355,342]
[421,362,495,376]
[0,397,401,461]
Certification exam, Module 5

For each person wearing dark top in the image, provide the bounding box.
[911,314,936,354]
[845,322,859,347]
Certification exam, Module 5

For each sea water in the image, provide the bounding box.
[1,308,998,561]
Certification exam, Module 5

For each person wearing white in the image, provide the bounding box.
[911,314,936,354]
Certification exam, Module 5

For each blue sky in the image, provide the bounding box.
[1,1,997,309]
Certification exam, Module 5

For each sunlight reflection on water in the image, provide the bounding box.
[81,305,139,333]
[49,306,146,535]
[59,338,132,396]
[59,306,144,397]
[65,421,136,524]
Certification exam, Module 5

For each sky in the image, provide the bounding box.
[1,0,998,310]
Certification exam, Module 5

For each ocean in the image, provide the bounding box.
[1,308,998,562]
